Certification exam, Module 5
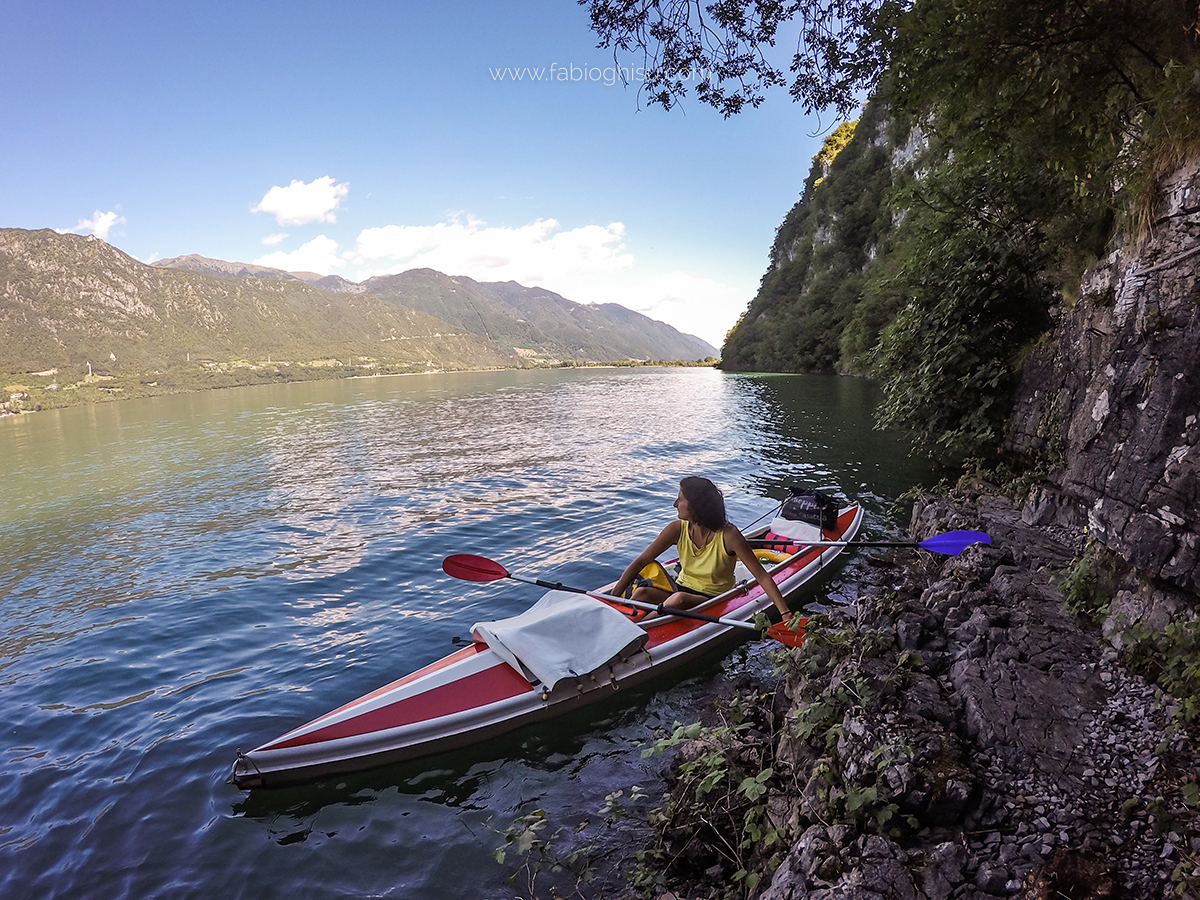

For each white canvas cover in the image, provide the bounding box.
[769,516,824,543]
[472,590,648,691]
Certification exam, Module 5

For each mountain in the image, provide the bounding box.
[298,273,366,294]
[152,255,368,295]
[149,254,715,362]
[150,254,303,282]
[360,269,717,362]
[154,256,718,362]
[0,229,717,399]
[0,229,517,375]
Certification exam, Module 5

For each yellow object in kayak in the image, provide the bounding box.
[753,548,789,563]
[622,560,678,597]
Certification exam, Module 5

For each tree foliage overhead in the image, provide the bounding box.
[580,0,898,117]
[887,0,1200,209]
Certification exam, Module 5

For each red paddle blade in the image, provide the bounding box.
[442,554,510,583]
[766,618,807,648]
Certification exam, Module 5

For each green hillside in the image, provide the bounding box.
[153,254,717,363]
[0,229,518,411]
[362,269,717,363]
[721,107,896,374]
[720,0,1200,459]
[0,229,718,414]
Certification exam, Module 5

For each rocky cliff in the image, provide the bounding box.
[1008,157,1200,627]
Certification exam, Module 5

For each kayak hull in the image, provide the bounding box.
[232,504,863,789]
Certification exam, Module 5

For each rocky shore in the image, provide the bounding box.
[638,484,1198,900]
[625,156,1200,900]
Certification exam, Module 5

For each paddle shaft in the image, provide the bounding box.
[751,538,921,549]
[749,528,989,556]
[505,572,757,632]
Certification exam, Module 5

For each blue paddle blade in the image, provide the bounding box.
[917,530,991,556]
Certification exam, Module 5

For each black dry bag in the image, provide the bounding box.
[780,488,838,532]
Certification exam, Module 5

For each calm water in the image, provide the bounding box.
[0,368,939,900]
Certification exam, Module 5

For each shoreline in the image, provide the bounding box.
[1,358,720,419]
[626,483,1198,900]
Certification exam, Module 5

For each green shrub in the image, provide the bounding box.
[1123,613,1200,726]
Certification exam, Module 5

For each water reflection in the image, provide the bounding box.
[0,368,940,900]
[725,374,940,518]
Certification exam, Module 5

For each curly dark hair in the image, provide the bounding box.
[679,476,727,532]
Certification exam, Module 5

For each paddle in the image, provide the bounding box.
[441,553,809,646]
[749,529,990,557]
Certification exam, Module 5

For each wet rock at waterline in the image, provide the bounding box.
[637,486,1197,900]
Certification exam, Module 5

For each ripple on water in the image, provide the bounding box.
[0,368,941,900]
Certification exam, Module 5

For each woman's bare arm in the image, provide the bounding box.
[610,520,682,597]
[724,525,790,617]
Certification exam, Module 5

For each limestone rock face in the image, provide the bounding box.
[1008,158,1200,597]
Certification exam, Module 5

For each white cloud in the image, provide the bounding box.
[59,209,125,240]
[262,232,288,245]
[254,235,345,273]
[348,215,634,285]
[252,176,348,226]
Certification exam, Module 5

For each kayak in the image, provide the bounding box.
[231,501,863,789]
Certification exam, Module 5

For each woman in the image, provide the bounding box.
[610,476,792,619]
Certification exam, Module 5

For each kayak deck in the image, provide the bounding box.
[231,503,863,789]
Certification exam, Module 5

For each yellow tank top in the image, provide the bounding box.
[676,522,736,597]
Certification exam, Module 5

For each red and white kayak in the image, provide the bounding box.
[231,502,863,789]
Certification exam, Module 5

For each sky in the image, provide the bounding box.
[1,1,841,348]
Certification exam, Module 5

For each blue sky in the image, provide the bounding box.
[2,1,840,346]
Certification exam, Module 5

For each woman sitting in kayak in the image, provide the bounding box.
[610,476,792,619]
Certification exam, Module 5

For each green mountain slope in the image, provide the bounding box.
[721,104,898,374]
[0,228,517,375]
[151,255,367,295]
[363,269,717,361]
[151,253,718,361]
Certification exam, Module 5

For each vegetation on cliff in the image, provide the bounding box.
[585,0,1200,459]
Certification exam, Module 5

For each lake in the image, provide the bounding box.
[0,367,940,899]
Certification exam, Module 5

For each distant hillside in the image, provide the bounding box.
[0,230,718,413]
[152,255,368,295]
[362,269,717,362]
[150,254,303,282]
[150,252,716,363]
[0,229,517,376]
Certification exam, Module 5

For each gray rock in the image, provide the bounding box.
[974,862,1010,894]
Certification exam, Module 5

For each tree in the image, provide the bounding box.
[869,159,1058,457]
[580,0,898,117]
